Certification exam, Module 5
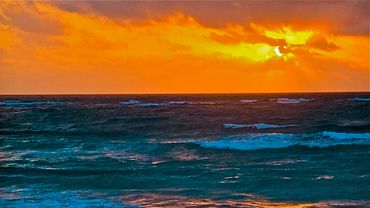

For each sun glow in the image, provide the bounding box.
[0,1,368,94]
[274,46,283,57]
[263,27,314,45]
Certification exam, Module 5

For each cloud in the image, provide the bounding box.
[0,24,21,49]
[0,1,368,94]
[52,1,369,35]
[306,34,340,52]
[209,25,287,46]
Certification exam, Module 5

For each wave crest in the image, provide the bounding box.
[240,99,258,103]
[277,98,311,104]
[119,100,140,105]
[351,97,370,102]
[0,100,64,106]
[196,132,370,151]
[224,123,298,129]
[224,124,248,129]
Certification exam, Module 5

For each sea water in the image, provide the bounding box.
[1,93,369,207]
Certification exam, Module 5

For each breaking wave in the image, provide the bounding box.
[196,131,370,151]
[240,99,258,103]
[223,124,248,129]
[277,98,311,104]
[119,100,140,105]
[351,97,370,102]
[137,103,167,107]
[0,100,64,106]
[224,123,298,129]
[119,100,217,107]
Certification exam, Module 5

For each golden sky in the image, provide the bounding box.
[0,1,369,94]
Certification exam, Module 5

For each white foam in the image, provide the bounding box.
[240,99,258,103]
[277,98,310,104]
[197,133,296,150]
[224,124,248,129]
[169,101,216,105]
[316,175,334,180]
[168,101,189,105]
[0,100,64,106]
[247,123,298,129]
[120,100,190,106]
[138,103,166,107]
[119,100,140,105]
[321,131,370,139]
[224,123,298,129]
[352,97,370,102]
[196,132,370,151]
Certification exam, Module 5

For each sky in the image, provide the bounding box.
[0,1,369,94]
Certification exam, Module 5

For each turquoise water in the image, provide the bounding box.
[1,93,369,207]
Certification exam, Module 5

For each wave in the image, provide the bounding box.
[138,103,167,107]
[277,98,311,104]
[337,120,370,130]
[0,100,64,106]
[119,100,168,107]
[240,99,258,103]
[321,131,370,139]
[224,124,248,129]
[143,101,216,106]
[119,100,140,105]
[196,131,370,151]
[121,193,369,208]
[247,123,298,129]
[0,189,123,208]
[119,100,216,107]
[168,101,216,105]
[224,123,298,129]
[194,101,216,105]
[168,101,189,105]
[352,97,370,102]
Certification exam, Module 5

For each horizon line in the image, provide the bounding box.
[0,91,369,96]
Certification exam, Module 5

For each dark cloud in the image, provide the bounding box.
[306,34,340,51]
[52,1,369,35]
[7,11,62,35]
[1,2,62,35]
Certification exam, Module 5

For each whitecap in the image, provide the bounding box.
[224,123,298,129]
[240,99,258,103]
[138,103,166,107]
[224,123,248,129]
[120,100,188,107]
[44,101,64,105]
[277,98,310,104]
[196,133,296,151]
[0,100,64,106]
[321,131,370,139]
[316,175,334,180]
[351,97,370,102]
[168,101,189,105]
[195,131,370,151]
[119,100,140,105]
[246,123,298,129]
[0,100,41,106]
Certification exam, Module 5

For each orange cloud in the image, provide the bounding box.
[0,1,368,94]
[306,34,339,52]
[0,24,21,49]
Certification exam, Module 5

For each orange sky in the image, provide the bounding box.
[0,1,369,94]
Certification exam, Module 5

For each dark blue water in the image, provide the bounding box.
[1,93,369,207]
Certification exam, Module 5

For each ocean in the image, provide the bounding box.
[0,93,369,207]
